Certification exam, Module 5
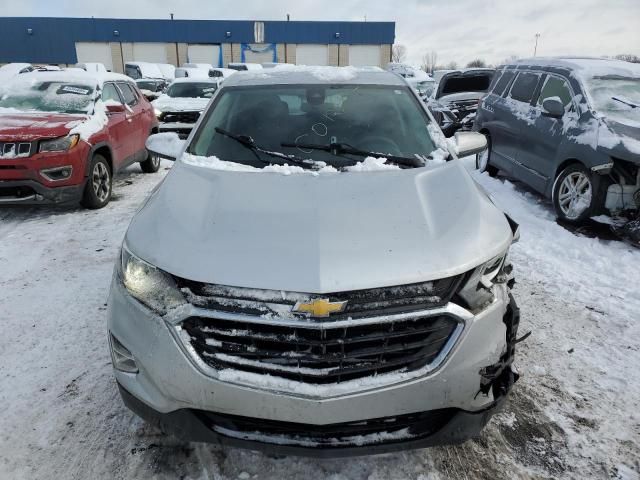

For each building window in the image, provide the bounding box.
[254,22,265,43]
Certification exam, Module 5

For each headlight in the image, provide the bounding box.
[457,250,509,312]
[39,134,80,153]
[119,245,186,315]
[154,108,162,118]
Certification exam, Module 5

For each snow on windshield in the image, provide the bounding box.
[0,76,96,114]
[584,77,640,125]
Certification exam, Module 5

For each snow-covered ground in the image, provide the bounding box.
[0,158,638,479]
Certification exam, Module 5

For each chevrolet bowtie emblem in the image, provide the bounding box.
[292,298,347,318]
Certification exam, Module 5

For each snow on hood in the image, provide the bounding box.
[152,95,211,112]
[125,159,513,292]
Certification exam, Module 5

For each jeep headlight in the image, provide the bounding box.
[119,244,186,315]
[457,250,510,312]
[39,134,80,153]
[154,108,162,118]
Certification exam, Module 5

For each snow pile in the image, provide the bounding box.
[146,132,186,159]
[153,95,210,112]
[271,64,360,82]
[344,156,399,171]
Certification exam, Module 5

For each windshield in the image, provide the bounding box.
[167,82,218,98]
[0,80,95,114]
[137,80,163,91]
[585,76,640,123]
[188,84,440,169]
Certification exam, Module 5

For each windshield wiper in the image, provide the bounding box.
[612,96,639,108]
[215,127,320,170]
[280,141,425,168]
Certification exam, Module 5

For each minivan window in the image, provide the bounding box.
[537,76,573,109]
[509,72,541,103]
[493,70,515,96]
[125,65,141,80]
[189,85,439,169]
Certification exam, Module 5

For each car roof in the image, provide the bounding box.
[509,57,640,77]
[7,70,133,88]
[170,77,218,84]
[221,66,408,88]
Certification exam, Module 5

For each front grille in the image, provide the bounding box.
[0,185,36,198]
[0,142,32,158]
[175,276,463,319]
[159,111,201,124]
[180,314,459,384]
[197,408,456,448]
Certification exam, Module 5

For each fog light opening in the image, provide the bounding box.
[109,334,139,373]
[40,166,73,181]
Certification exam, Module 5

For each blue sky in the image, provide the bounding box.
[3,0,639,67]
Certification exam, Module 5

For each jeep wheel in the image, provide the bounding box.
[140,150,161,173]
[81,154,112,209]
[476,136,499,177]
[553,163,604,224]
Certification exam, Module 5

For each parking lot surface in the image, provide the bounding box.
[0,159,638,480]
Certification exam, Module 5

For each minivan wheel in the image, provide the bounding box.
[475,137,499,177]
[81,154,112,209]
[140,150,161,173]
[552,163,604,224]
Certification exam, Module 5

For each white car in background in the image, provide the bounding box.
[227,62,263,71]
[124,62,165,81]
[152,77,219,138]
[0,63,34,82]
[75,62,108,74]
[156,63,176,81]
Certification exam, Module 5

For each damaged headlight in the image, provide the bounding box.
[457,250,510,311]
[119,244,186,315]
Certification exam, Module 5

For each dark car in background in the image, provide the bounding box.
[429,69,495,137]
[474,57,640,224]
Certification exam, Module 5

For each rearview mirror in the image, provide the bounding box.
[146,132,186,161]
[105,103,125,113]
[454,131,487,158]
[542,97,564,118]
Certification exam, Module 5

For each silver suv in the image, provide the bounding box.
[107,67,521,456]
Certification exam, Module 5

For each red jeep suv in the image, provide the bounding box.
[0,71,159,208]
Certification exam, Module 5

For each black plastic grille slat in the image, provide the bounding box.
[160,111,200,123]
[182,315,458,384]
[197,408,456,445]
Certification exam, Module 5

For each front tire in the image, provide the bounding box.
[140,150,160,173]
[81,154,112,209]
[476,136,499,177]
[552,163,605,224]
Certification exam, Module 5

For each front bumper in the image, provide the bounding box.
[108,277,519,455]
[0,179,84,204]
[158,122,196,139]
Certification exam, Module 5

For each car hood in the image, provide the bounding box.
[597,118,640,164]
[0,113,86,141]
[153,96,211,112]
[125,160,513,293]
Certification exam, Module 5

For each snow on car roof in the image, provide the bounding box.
[2,70,134,88]
[170,77,219,85]
[221,66,408,87]
[513,57,640,78]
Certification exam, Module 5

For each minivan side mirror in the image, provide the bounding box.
[146,132,186,161]
[542,97,564,118]
[454,131,487,158]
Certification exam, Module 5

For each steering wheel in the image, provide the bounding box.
[355,136,401,156]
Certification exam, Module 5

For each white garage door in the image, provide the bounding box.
[132,43,168,63]
[296,45,328,66]
[243,44,276,64]
[187,44,221,67]
[75,42,113,71]
[349,45,382,67]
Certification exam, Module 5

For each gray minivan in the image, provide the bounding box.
[474,57,640,223]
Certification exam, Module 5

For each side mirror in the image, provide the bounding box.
[542,97,564,118]
[105,103,126,113]
[454,131,487,158]
[146,132,186,161]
